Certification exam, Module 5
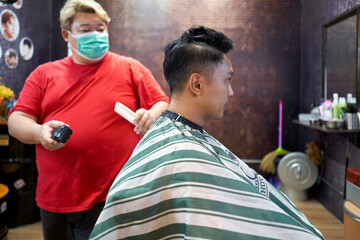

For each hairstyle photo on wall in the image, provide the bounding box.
[12,0,22,9]
[0,9,19,41]
[5,48,18,69]
[19,37,34,61]
[0,0,18,4]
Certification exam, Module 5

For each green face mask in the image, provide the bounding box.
[69,31,109,60]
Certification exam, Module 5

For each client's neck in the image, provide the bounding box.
[168,98,205,126]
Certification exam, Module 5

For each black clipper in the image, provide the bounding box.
[51,125,73,143]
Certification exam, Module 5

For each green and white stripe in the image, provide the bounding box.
[90,116,324,240]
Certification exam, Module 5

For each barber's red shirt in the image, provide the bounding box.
[11,52,169,212]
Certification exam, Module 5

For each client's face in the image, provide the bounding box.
[202,56,234,121]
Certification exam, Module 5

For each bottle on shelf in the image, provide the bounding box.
[332,93,339,119]
[339,97,347,120]
[321,99,332,119]
[346,93,357,113]
[347,93,353,104]
[324,106,332,120]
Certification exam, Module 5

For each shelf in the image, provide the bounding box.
[293,119,360,133]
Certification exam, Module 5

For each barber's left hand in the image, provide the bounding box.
[133,108,155,135]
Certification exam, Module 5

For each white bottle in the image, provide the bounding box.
[324,106,332,120]
[332,93,339,119]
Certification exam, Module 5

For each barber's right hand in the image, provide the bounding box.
[38,120,67,151]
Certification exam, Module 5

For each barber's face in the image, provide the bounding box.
[202,56,234,121]
[65,12,108,65]
[68,12,108,49]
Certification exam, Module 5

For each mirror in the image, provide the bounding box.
[323,7,359,103]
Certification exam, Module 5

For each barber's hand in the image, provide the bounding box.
[38,120,67,151]
[133,108,155,135]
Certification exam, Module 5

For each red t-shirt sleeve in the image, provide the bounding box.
[128,58,169,109]
[10,65,45,119]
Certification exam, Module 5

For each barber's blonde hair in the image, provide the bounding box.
[60,0,111,30]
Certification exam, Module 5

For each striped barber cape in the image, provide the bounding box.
[90,112,324,240]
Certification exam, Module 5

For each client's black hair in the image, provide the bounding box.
[163,26,234,94]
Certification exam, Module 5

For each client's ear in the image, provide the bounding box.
[189,73,203,96]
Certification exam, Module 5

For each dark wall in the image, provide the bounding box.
[50,1,68,61]
[0,1,50,96]
[99,0,301,160]
[0,0,67,97]
[301,0,360,221]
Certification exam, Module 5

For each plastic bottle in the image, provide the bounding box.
[339,97,347,120]
[332,93,339,119]
[324,106,332,120]
[319,102,324,118]
[346,95,357,113]
[321,100,332,119]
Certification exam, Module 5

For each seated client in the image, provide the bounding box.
[90,26,324,240]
